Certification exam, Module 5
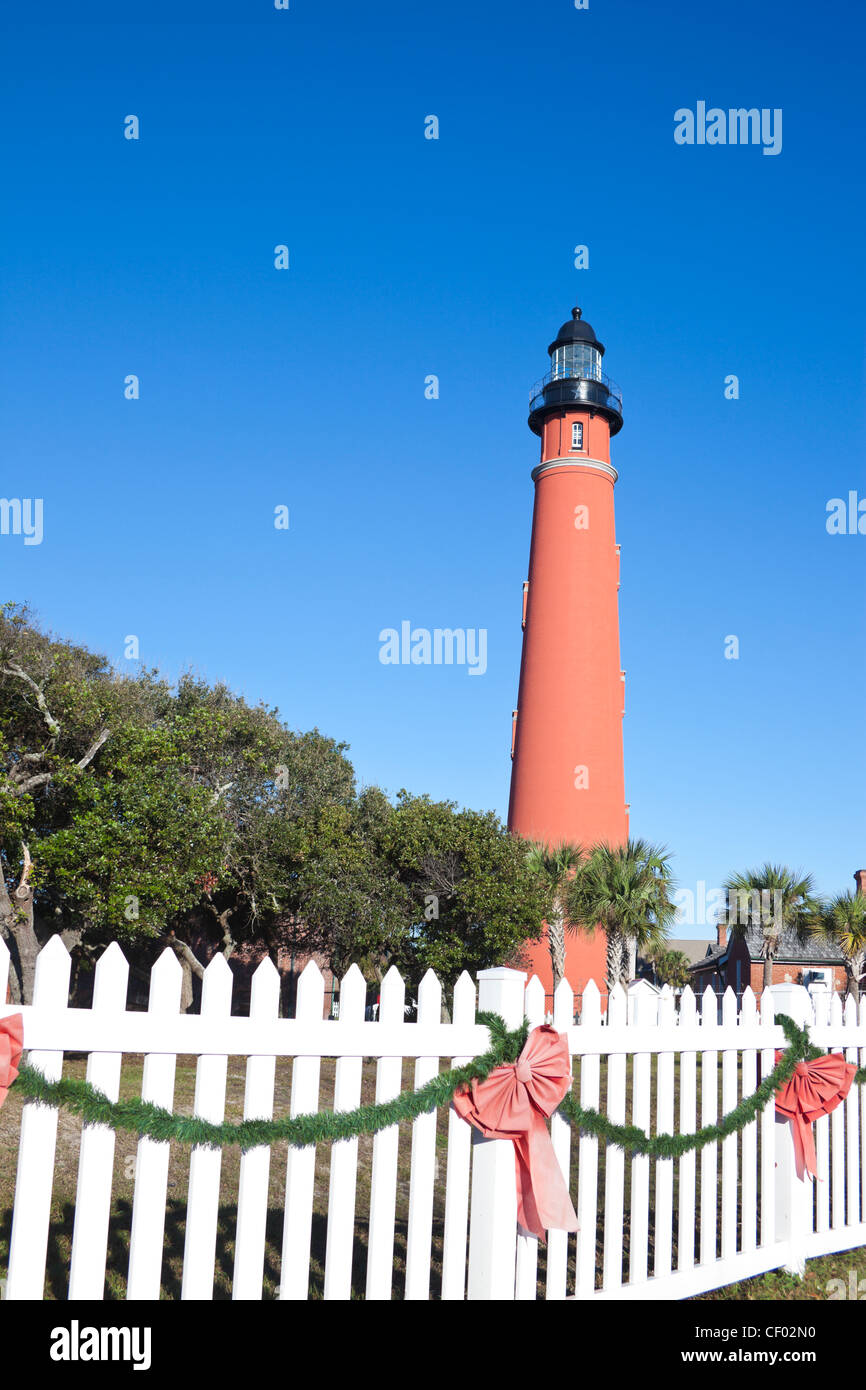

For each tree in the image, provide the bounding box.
[722,863,819,992]
[566,839,677,992]
[525,841,583,992]
[273,789,413,984]
[0,604,356,1003]
[811,891,866,1003]
[0,606,548,1010]
[383,793,548,995]
[648,946,691,990]
[0,602,167,1000]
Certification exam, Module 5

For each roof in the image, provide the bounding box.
[548,307,606,357]
[665,938,715,966]
[688,925,845,972]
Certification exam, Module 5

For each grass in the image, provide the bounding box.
[0,1051,862,1300]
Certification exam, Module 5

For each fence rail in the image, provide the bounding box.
[1,936,864,1301]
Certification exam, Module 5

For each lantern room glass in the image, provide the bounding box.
[551,343,602,383]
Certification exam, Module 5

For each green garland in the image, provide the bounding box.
[9,1011,866,1157]
[560,1017,866,1159]
[11,1012,527,1153]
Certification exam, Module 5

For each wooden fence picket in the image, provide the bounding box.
[759,988,776,1249]
[546,975,575,1300]
[720,988,739,1260]
[677,985,697,1273]
[127,948,184,1299]
[602,984,627,1292]
[829,992,845,1228]
[514,973,545,1300]
[181,954,233,1300]
[323,963,366,1300]
[574,979,601,1296]
[739,987,758,1253]
[699,986,719,1266]
[813,987,831,1232]
[844,994,861,1227]
[628,985,655,1286]
[68,942,129,1299]
[365,965,405,1300]
[653,985,675,1279]
[440,971,475,1301]
[232,958,280,1300]
[405,969,442,1300]
[279,961,324,1300]
[6,935,71,1300]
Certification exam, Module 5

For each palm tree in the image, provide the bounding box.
[566,838,678,992]
[722,863,819,992]
[525,841,583,992]
[648,946,692,990]
[811,891,866,1003]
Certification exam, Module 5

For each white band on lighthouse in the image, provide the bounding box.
[531,456,618,483]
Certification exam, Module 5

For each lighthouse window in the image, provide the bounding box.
[571,422,583,450]
[552,344,602,382]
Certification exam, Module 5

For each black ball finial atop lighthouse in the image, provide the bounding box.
[528,306,623,438]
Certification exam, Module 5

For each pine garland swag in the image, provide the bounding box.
[8,1010,865,1158]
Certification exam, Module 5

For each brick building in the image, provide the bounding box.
[688,868,866,999]
[688,921,848,998]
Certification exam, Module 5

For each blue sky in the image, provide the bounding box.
[1,0,864,934]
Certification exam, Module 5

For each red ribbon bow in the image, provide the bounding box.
[0,1013,24,1109]
[452,1024,578,1241]
[774,1053,856,1180]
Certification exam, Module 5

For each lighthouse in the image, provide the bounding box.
[508,307,628,998]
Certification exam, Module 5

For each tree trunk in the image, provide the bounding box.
[547,907,566,993]
[0,849,39,1004]
[164,933,205,1013]
[606,927,625,995]
[846,954,863,1004]
[763,949,773,992]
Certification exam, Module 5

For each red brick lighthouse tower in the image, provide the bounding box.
[508,308,628,997]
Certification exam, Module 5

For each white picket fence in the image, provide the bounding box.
[1,935,865,1301]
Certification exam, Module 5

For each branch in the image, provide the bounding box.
[164,933,206,981]
[76,727,110,771]
[8,771,52,796]
[0,663,61,741]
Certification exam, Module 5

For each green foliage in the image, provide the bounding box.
[383,793,548,987]
[36,726,227,942]
[0,604,356,961]
[811,891,866,997]
[648,946,692,989]
[722,863,820,947]
[566,838,678,988]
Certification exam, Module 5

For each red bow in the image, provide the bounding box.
[775,1053,857,1180]
[0,1014,24,1108]
[453,1024,578,1240]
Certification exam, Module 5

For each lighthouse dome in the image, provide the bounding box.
[547,307,605,357]
[529,304,623,437]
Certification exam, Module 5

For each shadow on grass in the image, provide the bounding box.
[1,1198,382,1301]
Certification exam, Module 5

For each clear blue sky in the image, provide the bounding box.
[1,0,864,934]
